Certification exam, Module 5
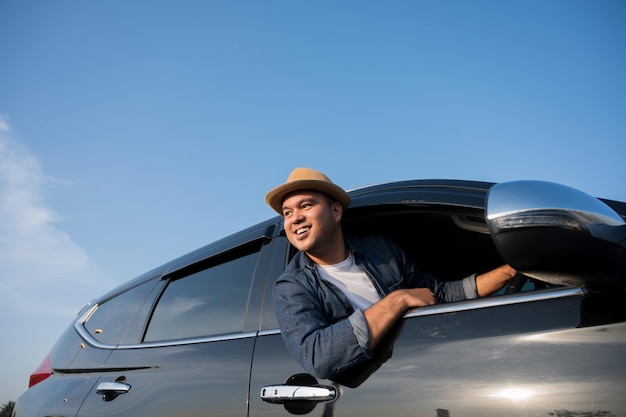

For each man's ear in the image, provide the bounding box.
[332,201,343,221]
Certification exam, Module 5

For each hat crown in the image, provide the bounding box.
[286,167,334,184]
[265,167,351,215]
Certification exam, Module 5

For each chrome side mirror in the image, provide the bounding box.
[486,181,626,289]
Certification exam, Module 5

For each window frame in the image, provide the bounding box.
[75,223,280,349]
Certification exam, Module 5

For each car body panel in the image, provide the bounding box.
[13,324,112,417]
[74,337,256,417]
[13,374,100,417]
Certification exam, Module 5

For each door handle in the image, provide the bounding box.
[96,381,131,401]
[260,384,337,403]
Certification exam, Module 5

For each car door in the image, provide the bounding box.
[250,280,626,417]
[74,230,276,417]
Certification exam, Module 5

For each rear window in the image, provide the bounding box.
[84,280,157,345]
[144,250,259,342]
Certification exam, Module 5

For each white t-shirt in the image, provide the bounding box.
[315,251,381,311]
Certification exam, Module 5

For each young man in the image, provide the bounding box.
[266,167,516,382]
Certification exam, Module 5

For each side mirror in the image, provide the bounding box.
[486,180,626,289]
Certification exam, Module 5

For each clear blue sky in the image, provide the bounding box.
[1,0,624,405]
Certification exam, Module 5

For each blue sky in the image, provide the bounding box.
[1,0,624,405]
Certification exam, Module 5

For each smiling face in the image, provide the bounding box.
[282,190,347,265]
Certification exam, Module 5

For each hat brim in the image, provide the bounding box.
[265,180,351,215]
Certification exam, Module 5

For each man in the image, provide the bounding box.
[266,167,516,382]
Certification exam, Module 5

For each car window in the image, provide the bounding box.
[342,207,507,284]
[84,279,158,345]
[143,250,259,342]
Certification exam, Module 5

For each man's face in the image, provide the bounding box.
[282,190,342,256]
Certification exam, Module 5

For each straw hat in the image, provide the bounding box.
[265,167,351,215]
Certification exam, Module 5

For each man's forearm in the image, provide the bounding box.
[364,287,436,349]
[476,264,516,297]
[363,291,407,349]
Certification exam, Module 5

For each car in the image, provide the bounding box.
[14,179,626,417]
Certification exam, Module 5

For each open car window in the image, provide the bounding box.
[341,205,556,295]
[276,203,560,331]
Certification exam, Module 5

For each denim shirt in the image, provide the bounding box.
[272,235,478,380]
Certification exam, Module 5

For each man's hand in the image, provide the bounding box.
[397,287,436,309]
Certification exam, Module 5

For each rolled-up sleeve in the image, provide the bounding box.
[461,273,479,299]
[348,309,371,349]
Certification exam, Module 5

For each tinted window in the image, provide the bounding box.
[144,251,259,342]
[84,279,158,345]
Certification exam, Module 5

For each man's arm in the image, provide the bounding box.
[476,264,517,297]
[363,264,516,349]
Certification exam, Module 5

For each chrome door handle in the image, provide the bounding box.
[260,384,337,403]
[96,381,131,394]
[96,381,131,401]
